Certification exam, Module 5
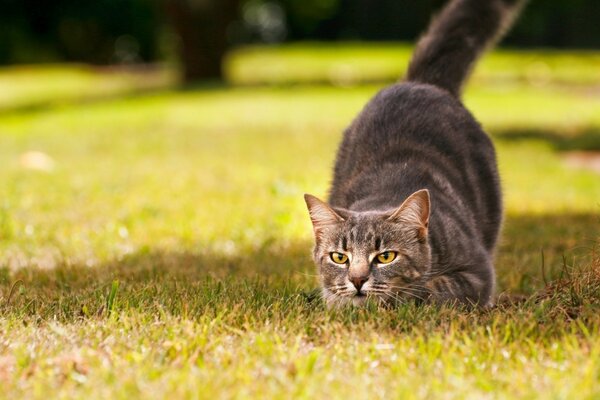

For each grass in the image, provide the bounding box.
[227,43,600,88]
[1,43,600,398]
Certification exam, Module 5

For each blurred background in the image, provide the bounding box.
[2,2,600,395]
[0,0,599,291]
[2,0,600,81]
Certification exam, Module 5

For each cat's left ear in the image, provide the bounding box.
[387,189,430,239]
[304,194,344,239]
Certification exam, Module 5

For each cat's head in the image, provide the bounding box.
[304,190,432,307]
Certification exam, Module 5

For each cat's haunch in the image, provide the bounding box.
[305,0,527,308]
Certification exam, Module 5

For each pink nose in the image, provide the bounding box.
[350,276,368,291]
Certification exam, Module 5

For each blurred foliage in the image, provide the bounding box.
[0,0,599,66]
[276,0,600,48]
[0,0,160,64]
[1,43,600,400]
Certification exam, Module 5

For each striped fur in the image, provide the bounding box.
[305,0,527,308]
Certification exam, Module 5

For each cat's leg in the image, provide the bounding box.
[425,265,494,307]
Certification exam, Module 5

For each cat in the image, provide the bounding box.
[304,0,527,308]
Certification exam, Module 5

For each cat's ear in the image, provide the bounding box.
[304,194,344,239]
[387,189,430,239]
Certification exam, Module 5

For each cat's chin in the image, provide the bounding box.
[323,291,372,308]
[351,295,368,307]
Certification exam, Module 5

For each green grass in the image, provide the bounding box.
[227,43,600,86]
[0,64,174,114]
[1,43,600,398]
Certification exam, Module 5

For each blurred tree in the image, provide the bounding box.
[505,0,600,47]
[1,0,599,72]
[164,0,241,82]
[276,0,443,41]
[0,0,159,65]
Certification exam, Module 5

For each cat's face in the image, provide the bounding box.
[305,190,432,307]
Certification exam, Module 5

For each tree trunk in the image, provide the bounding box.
[164,0,240,82]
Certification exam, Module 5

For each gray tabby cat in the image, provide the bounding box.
[304,0,527,307]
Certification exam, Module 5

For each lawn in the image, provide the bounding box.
[1,43,600,398]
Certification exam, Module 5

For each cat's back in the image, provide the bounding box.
[329,82,502,249]
[338,82,492,163]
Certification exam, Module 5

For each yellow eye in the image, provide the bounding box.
[376,251,397,264]
[330,252,349,264]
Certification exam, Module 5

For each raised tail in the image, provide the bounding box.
[406,0,527,97]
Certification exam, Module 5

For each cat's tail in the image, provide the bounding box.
[406,0,527,97]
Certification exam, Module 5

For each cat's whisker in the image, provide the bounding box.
[305,0,522,309]
[367,289,406,305]
[389,289,425,302]
[369,283,389,289]
[379,283,423,292]
[377,285,427,302]
[385,281,430,291]
[379,291,407,305]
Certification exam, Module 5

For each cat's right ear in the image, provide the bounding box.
[304,194,344,239]
[387,189,430,239]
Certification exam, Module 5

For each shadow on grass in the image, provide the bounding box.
[493,127,600,152]
[497,213,600,294]
[0,241,319,319]
[0,214,597,325]
[0,80,232,117]
[0,240,316,290]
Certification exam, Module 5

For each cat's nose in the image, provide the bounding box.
[350,276,368,291]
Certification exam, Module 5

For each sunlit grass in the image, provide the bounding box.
[227,42,600,86]
[0,64,174,112]
[2,43,599,114]
[1,44,600,398]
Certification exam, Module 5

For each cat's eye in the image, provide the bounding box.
[376,251,397,264]
[330,252,349,264]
